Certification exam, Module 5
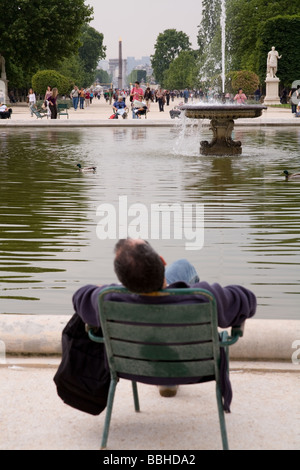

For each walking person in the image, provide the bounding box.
[79,88,85,109]
[85,89,90,108]
[27,88,36,116]
[165,90,170,106]
[183,88,189,103]
[70,85,79,111]
[156,87,165,112]
[144,87,153,111]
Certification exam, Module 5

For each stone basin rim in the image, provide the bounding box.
[179,104,268,111]
[179,104,267,120]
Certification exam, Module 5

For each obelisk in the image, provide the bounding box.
[118,37,123,90]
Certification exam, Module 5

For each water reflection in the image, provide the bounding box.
[0,127,299,319]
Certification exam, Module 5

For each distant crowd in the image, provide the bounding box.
[2,82,299,121]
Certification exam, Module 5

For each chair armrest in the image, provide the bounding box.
[85,324,105,344]
[231,322,245,338]
[220,322,245,347]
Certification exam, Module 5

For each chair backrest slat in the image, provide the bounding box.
[113,356,216,378]
[110,339,214,361]
[107,322,213,344]
[104,301,212,324]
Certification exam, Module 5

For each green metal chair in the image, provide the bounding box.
[57,103,69,119]
[88,286,243,450]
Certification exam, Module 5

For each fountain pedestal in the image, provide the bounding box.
[180,104,267,156]
[200,118,241,155]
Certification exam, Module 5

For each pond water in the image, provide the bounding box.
[0,125,299,319]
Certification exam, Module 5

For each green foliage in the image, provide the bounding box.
[198,0,299,86]
[127,70,147,85]
[78,25,106,73]
[32,70,73,96]
[226,70,260,96]
[256,15,300,87]
[56,56,85,88]
[226,0,299,73]
[95,69,112,86]
[0,0,93,88]
[151,29,191,85]
[197,0,221,49]
[164,51,199,90]
[55,25,106,88]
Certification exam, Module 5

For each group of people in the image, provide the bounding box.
[27,86,58,119]
[111,83,172,118]
[70,85,96,110]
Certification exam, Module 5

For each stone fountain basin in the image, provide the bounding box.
[179,104,267,120]
[179,104,267,155]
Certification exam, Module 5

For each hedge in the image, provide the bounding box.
[32,70,73,96]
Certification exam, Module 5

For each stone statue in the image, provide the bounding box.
[267,47,281,79]
[0,55,6,80]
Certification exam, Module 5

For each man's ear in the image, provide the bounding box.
[160,256,167,266]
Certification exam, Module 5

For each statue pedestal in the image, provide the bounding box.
[264,77,280,105]
[0,79,9,104]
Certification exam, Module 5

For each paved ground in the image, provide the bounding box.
[0,357,299,451]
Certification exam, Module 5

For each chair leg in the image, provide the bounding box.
[101,379,117,449]
[216,384,229,450]
[132,381,140,412]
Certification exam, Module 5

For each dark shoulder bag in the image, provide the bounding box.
[53,313,110,415]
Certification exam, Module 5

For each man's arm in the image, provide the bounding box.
[72,284,104,326]
[193,281,257,328]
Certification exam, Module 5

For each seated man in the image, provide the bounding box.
[112,96,127,117]
[132,99,147,118]
[73,238,257,402]
[0,103,12,119]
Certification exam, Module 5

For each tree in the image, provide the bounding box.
[0,0,93,88]
[197,0,221,50]
[57,25,106,88]
[197,0,299,86]
[256,15,300,88]
[226,0,299,72]
[78,25,106,74]
[164,51,199,90]
[95,69,112,86]
[151,29,191,85]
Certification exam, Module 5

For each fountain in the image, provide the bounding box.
[180,0,267,156]
[180,103,267,155]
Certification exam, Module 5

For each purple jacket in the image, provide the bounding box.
[72,281,257,329]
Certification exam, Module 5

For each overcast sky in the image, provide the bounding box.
[85,0,202,60]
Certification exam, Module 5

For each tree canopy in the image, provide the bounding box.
[0,0,93,88]
[164,51,199,90]
[151,29,191,85]
[197,0,300,89]
[57,25,106,88]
